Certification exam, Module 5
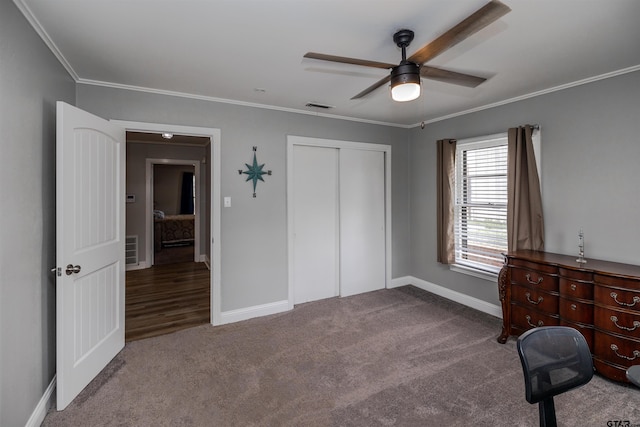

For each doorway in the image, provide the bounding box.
[152,163,196,265]
[113,120,222,328]
[124,132,210,340]
[149,160,200,266]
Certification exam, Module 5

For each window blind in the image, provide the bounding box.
[454,138,508,272]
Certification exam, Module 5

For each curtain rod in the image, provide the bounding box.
[440,124,540,142]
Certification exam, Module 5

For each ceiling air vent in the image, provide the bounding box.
[305,102,334,109]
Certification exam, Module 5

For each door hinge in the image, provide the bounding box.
[51,267,61,277]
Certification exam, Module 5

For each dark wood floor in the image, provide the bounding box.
[125,261,210,342]
[154,244,194,265]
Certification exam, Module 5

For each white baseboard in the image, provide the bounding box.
[125,261,148,271]
[201,254,210,269]
[390,276,413,288]
[26,374,56,427]
[219,300,290,325]
[390,275,502,319]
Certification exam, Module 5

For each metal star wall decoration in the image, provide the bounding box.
[238,146,272,197]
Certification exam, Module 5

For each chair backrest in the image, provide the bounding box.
[517,326,593,404]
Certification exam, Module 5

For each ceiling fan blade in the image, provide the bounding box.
[304,52,396,70]
[351,75,391,100]
[408,0,511,65]
[420,66,486,87]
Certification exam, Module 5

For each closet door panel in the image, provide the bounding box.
[292,145,339,304]
[339,148,386,297]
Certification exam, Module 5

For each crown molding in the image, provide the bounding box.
[79,64,640,130]
[412,64,640,128]
[77,79,410,129]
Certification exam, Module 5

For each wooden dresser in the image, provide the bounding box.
[498,250,640,383]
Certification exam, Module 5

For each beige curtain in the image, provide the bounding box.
[507,126,544,252]
[437,139,456,264]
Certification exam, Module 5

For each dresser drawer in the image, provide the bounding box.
[511,303,559,331]
[559,297,593,325]
[595,274,640,291]
[594,285,640,312]
[593,358,629,383]
[511,284,558,314]
[594,305,640,339]
[593,330,640,368]
[559,278,593,300]
[510,258,557,274]
[559,267,593,282]
[511,267,558,293]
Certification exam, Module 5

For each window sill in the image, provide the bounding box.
[449,264,498,282]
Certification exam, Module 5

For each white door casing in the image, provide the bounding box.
[111,120,222,325]
[56,102,125,410]
[291,145,339,304]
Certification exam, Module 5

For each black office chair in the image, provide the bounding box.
[627,365,640,387]
[516,326,594,427]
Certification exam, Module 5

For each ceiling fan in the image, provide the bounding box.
[304,0,511,102]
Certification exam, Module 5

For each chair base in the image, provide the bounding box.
[539,398,557,427]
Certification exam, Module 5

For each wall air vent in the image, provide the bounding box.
[305,102,334,109]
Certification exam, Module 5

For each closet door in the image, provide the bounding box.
[339,148,386,297]
[291,145,339,304]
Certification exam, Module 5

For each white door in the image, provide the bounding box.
[292,145,339,303]
[339,148,386,297]
[56,102,125,410]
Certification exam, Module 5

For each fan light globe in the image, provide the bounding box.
[391,82,421,102]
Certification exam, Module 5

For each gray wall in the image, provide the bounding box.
[0,1,76,425]
[126,142,209,263]
[409,70,640,306]
[77,85,411,311]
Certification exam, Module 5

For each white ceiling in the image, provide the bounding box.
[16,0,640,127]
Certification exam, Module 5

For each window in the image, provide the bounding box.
[454,134,508,274]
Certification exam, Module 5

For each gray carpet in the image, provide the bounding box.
[43,286,640,426]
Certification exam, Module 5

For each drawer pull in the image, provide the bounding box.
[525,274,543,285]
[570,304,577,311]
[570,283,577,291]
[525,292,543,305]
[610,316,640,332]
[610,292,640,307]
[525,315,544,328]
[610,344,640,361]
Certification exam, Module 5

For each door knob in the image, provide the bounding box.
[65,264,81,275]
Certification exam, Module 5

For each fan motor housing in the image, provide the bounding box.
[391,61,420,86]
